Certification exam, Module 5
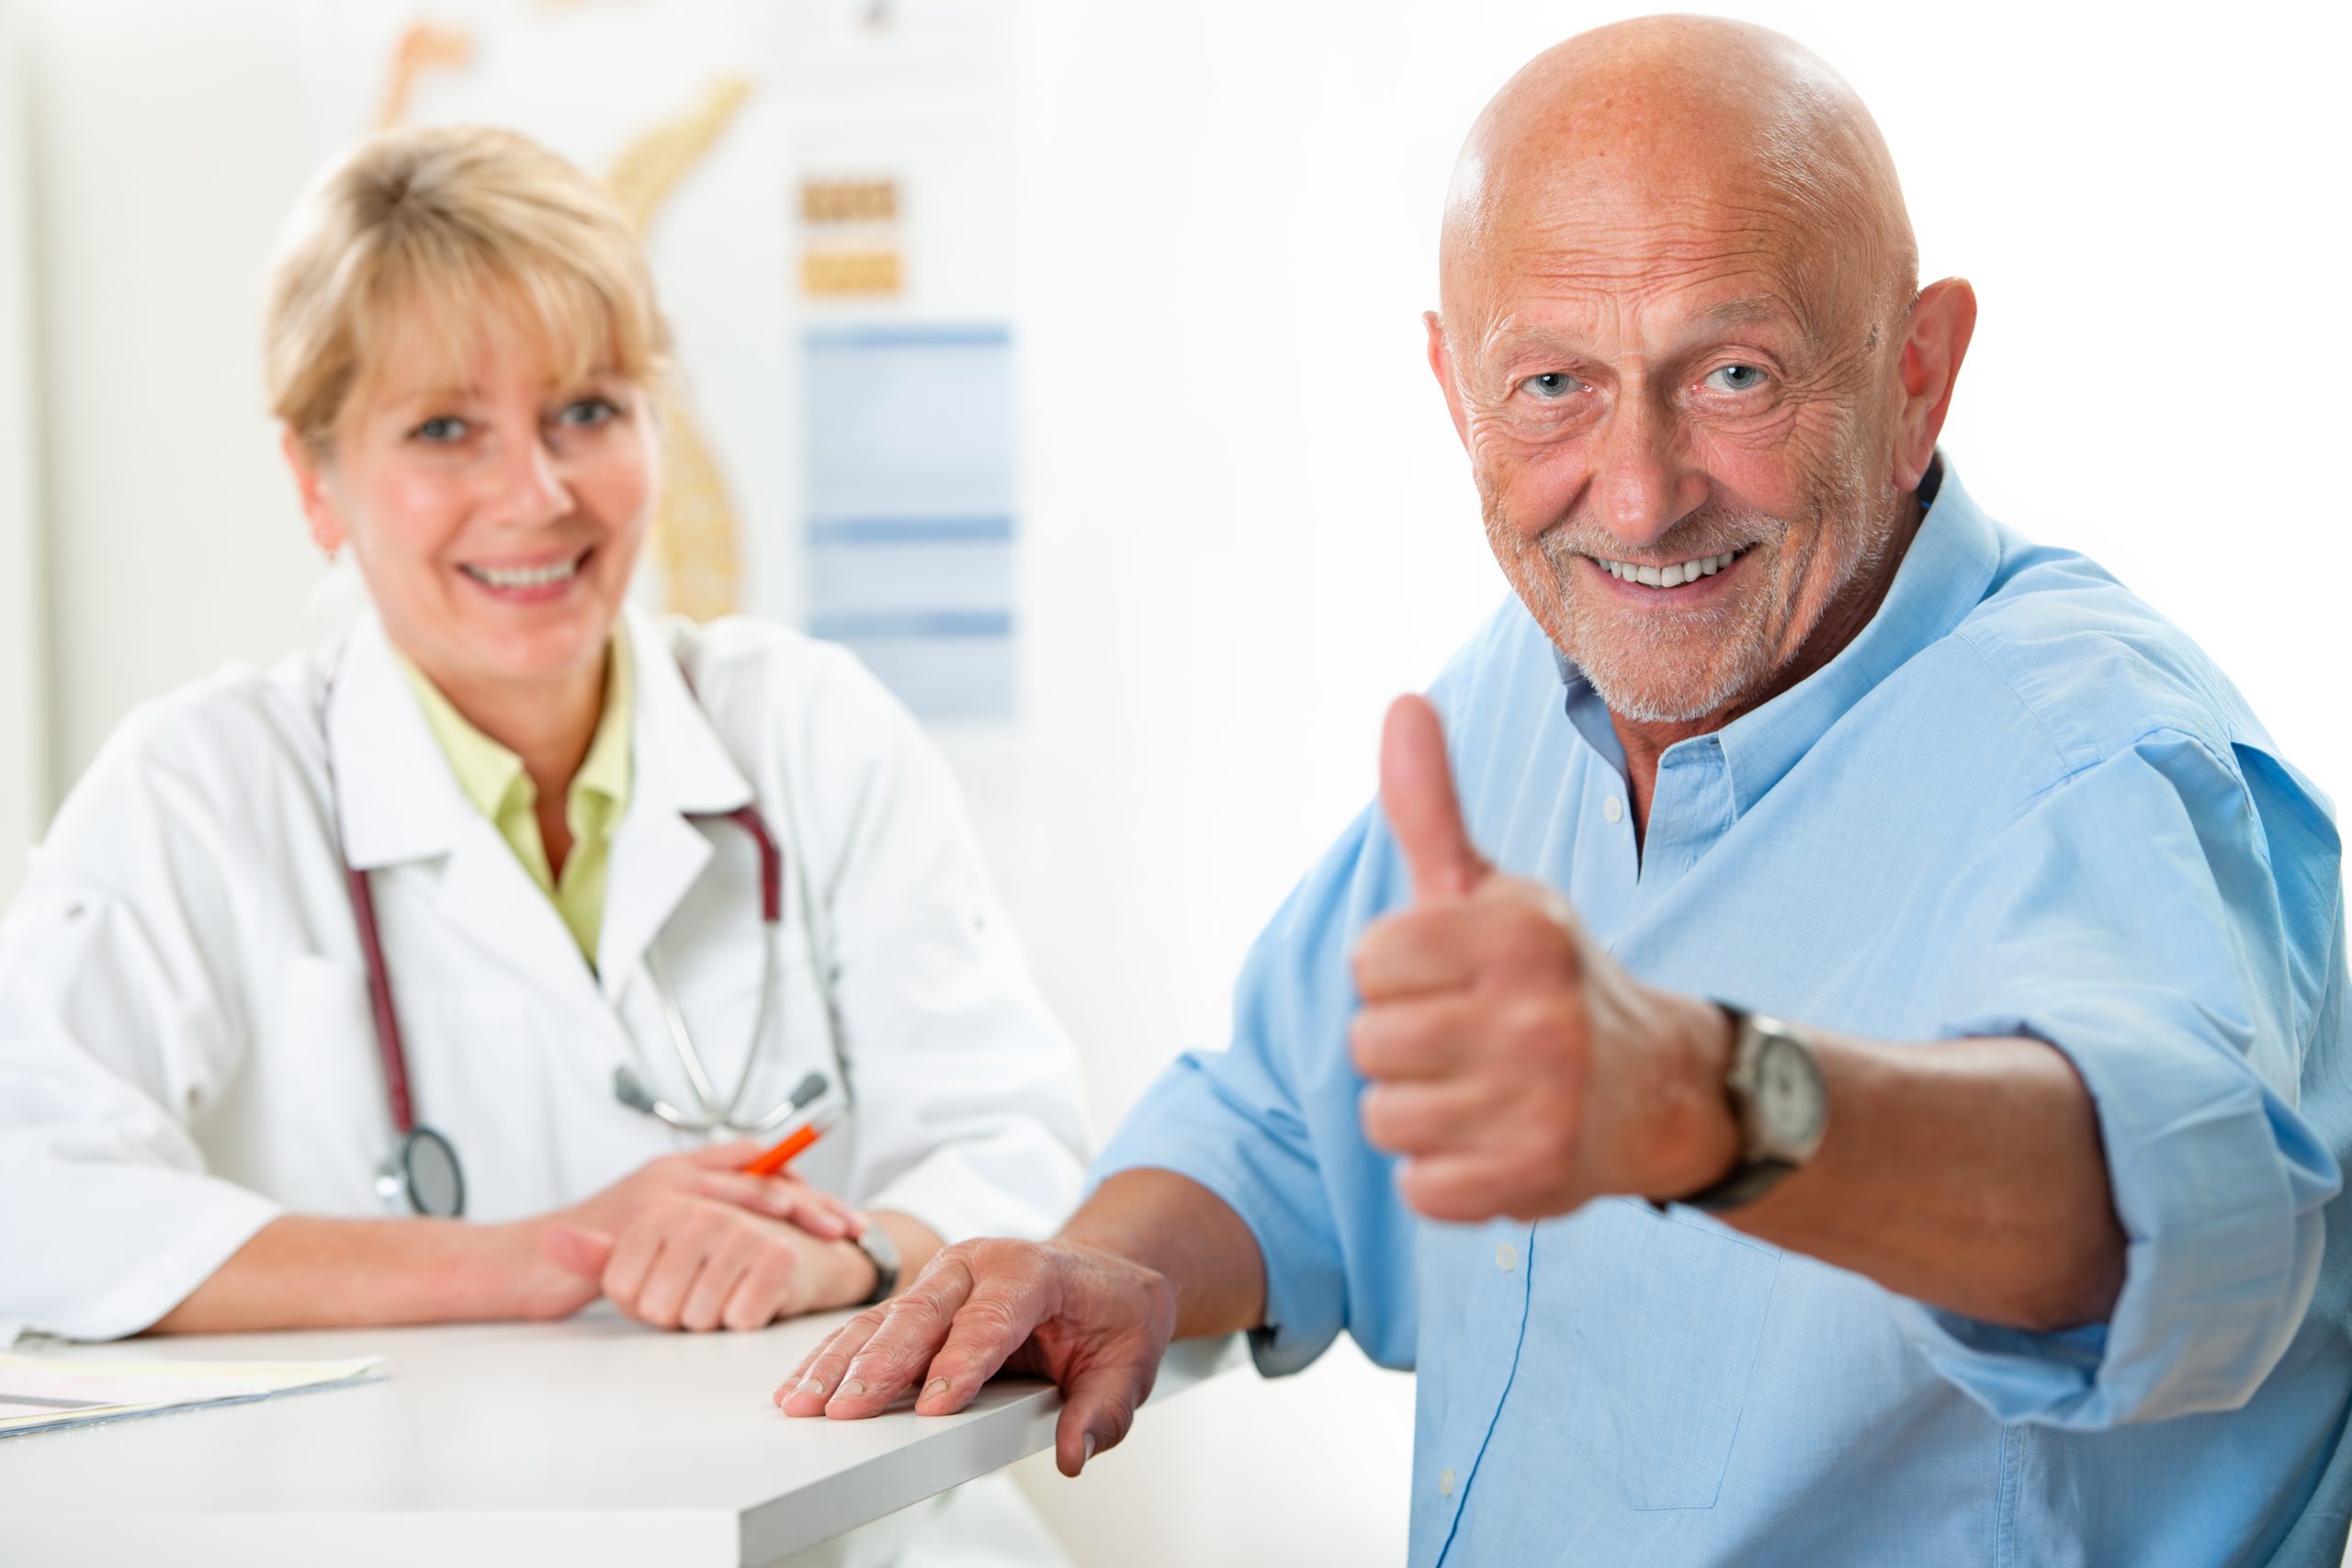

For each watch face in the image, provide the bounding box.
[1755,1034,1826,1149]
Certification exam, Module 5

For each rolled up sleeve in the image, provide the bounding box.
[1893,729,2342,1427]
[0,871,280,1344]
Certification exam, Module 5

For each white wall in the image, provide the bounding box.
[0,0,49,907]
[5,3,2346,1565]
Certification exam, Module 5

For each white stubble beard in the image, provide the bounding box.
[1482,447,1893,726]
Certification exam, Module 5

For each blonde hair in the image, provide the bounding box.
[263,124,669,449]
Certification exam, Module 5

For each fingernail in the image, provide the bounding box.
[922,1378,951,1403]
[795,1377,824,1399]
[1081,1432,1097,1466]
[835,1379,867,1400]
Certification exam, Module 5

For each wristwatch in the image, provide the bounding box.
[851,1222,900,1306]
[1662,1007,1830,1213]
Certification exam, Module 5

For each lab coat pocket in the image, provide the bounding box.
[1585,1201,1781,1512]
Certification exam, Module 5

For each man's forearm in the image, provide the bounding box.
[1722,1026,2126,1333]
[148,1213,544,1334]
[1058,1169,1269,1339]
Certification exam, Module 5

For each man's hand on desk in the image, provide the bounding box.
[777,1228,1184,1478]
[1351,694,1740,1221]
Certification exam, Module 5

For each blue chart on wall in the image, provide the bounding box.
[804,323,1016,724]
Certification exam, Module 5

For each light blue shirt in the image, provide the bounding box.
[1097,460,2352,1565]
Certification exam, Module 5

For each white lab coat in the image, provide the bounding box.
[0,604,1085,1565]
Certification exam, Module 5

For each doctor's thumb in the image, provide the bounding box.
[1379,694,1488,903]
[540,1222,617,1281]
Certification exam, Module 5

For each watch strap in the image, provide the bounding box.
[1650,1004,1812,1214]
[852,1224,900,1306]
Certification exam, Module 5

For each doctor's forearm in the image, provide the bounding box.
[1059,1169,1268,1338]
[149,1214,555,1334]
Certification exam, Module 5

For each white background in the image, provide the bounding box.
[3,2,2346,1563]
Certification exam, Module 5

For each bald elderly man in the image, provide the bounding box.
[782,18,2352,1564]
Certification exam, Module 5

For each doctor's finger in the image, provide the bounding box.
[634,1232,729,1331]
[681,1247,755,1333]
[691,1173,860,1238]
[600,1218,669,1310]
[677,1138,770,1171]
[725,1247,803,1333]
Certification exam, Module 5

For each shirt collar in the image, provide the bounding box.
[394,620,635,831]
[1555,454,2001,817]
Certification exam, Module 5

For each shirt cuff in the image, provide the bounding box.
[1888,1005,2336,1428]
[1091,1060,1345,1379]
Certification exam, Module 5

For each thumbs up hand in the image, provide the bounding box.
[1349,695,1741,1223]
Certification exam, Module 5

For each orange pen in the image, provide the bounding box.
[741,1103,845,1178]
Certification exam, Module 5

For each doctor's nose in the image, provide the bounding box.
[485,430,577,526]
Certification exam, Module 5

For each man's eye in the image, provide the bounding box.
[411,416,469,444]
[1703,364,1768,393]
[1521,372,1584,400]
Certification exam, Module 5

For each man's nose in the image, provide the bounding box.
[1590,395,1704,551]
[488,430,574,525]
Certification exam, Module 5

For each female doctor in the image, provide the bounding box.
[0,126,1086,1562]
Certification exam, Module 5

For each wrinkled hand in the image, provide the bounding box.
[775,1237,1177,1477]
[1350,694,1736,1223]
[512,1140,870,1327]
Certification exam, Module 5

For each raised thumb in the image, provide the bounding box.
[1379,694,1487,902]
[539,1222,616,1281]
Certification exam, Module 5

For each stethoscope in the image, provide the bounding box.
[320,652,845,1218]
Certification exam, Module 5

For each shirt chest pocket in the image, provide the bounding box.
[1543,1201,1782,1512]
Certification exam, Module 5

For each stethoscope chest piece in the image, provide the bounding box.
[377,1124,466,1218]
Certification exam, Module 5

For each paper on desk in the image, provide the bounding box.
[0,1354,383,1437]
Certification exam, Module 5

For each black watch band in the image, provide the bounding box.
[1650,1004,1825,1215]
[1664,1155,1799,1213]
[853,1224,900,1306]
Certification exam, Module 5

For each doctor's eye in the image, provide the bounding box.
[1702,364,1769,393]
[409,415,470,445]
[1521,372,1585,400]
[552,395,623,430]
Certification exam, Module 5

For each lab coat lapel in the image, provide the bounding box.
[596,607,755,998]
[328,610,602,1009]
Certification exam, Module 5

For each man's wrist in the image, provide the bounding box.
[1645,994,1743,1201]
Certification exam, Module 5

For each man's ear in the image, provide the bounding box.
[1893,278,1977,493]
[281,427,347,558]
[1425,311,1472,453]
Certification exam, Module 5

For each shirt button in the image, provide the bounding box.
[1495,1243,1517,1272]
[1439,1468,1456,1497]
[1603,795,1624,824]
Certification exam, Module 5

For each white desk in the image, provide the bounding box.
[0,1312,1239,1566]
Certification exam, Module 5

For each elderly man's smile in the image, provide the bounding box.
[1589,544,1752,594]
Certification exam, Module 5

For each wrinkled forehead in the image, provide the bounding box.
[1452,170,1839,362]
